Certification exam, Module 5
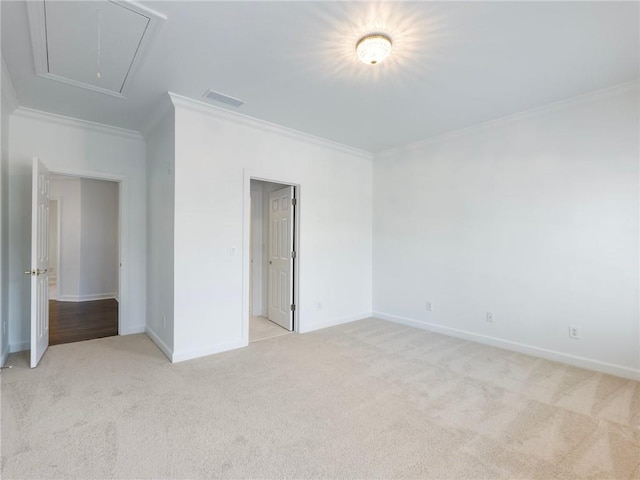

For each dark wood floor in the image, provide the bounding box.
[49,299,118,346]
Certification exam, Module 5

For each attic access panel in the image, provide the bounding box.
[27,1,164,98]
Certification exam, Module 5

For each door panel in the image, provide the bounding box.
[30,157,50,368]
[270,269,278,309]
[267,186,294,331]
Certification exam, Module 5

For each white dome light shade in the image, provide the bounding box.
[356,33,392,65]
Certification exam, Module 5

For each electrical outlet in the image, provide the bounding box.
[425,301,433,312]
[317,302,322,311]
[569,325,580,339]
[486,312,494,323]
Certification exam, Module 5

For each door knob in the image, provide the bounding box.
[24,269,47,276]
[268,261,272,265]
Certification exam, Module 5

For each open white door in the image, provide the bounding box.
[267,186,295,331]
[29,157,50,368]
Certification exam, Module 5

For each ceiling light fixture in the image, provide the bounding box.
[356,33,392,65]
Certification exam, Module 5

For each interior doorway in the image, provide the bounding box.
[249,179,297,343]
[48,174,120,345]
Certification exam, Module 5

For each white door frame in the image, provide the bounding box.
[47,168,125,335]
[249,194,254,317]
[242,171,300,346]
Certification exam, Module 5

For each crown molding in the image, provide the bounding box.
[376,80,640,159]
[1,55,19,114]
[12,107,144,142]
[168,92,373,161]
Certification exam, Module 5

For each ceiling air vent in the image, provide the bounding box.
[203,89,245,108]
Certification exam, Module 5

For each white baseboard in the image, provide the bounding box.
[299,312,372,334]
[57,293,118,302]
[145,326,173,361]
[9,341,29,353]
[374,311,640,381]
[172,339,247,363]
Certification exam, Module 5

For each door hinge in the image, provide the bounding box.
[291,251,296,259]
[291,304,296,312]
[291,198,297,206]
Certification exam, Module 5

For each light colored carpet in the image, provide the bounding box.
[2,318,639,479]
[249,315,290,343]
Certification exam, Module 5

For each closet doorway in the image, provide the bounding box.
[249,179,297,343]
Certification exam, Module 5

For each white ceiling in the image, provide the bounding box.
[2,1,638,152]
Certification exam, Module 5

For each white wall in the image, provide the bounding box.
[79,178,119,299]
[145,108,175,359]
[373,83,640,380]
[1,55,18,364]
[171,94,373,362]
[50,177,81,299]
[48,199,59,283]
[8,108,147,351]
